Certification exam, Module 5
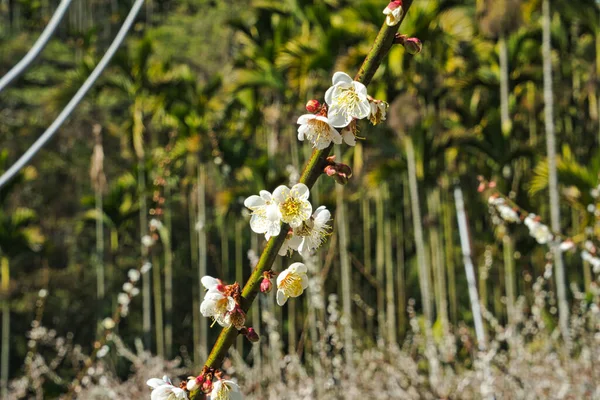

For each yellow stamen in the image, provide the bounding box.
[281,273,303,297]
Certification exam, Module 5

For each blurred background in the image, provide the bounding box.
[2,0,600,398]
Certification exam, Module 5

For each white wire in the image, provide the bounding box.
[0,0,73,93]
[0,0,146,190]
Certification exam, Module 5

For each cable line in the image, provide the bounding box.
[0,0,146,190]
[0,0,73,94]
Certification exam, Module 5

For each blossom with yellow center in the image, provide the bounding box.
[244,190,282,240]
[276,262,309,306]
[296,114,342,150]
[200,275,235,328]
[272,183,312,228]
[325,72,371,128]
[146,376,188,400]
[210,379,243,400]
[278,206,332,258]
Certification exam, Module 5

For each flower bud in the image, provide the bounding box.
[260,277,272,293]
[306,99,320,113]
[202,378,213,393]
[245,327,260,343]
[324,165,336,177]
[187,376,203,391]
[403,37,422,55]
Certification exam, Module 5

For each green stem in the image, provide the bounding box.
[193,7,412,388]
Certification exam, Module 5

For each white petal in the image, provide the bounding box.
[290,262,307,274]
[290,183,310,200]
[249,214,268,234]
[244,195,265,209]
[277,269,290,286]
[147,378,167,389]
[355,99,371,119]
[330,128,343,145]
[352,81,368,97]
[277,289,288,306]
[151,385,173,400]
[288,235,303,250]
[201,276,219,290]
[324,86,335,106]
[226,296,236,311]
[301,274,309,289]
[297,114,315,125]
[266,203,282,221]
[259,190,272,201]
[272,185,290,203]
[332,71,353,85]
[342,129,356,146]
[265,221,281,239]
[328,105,351,128]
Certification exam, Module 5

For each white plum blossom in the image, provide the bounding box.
[123,282,134,293]
[524,214,553,244]
[340,125,356,146]
[102,318,115,330]
[272,183,312,228]
[325,72,371,128]
[296,114,342,150]
[383,0,403,26]
[368,100,388,125]
[276,262,309,306]
[498,204,520,223]
[582,251,600,273]
[117,293,130,306]
[278,206,331,258]
[200,275,235,328]
[142,235,154,247]
[96,345,110,358]
[128,269,141,282]
[147,376,188,400]
[210,379,243,400]
[150,219,163,230]
[559,240,575,252]
[244,190,282,240]
[141,262,152,274]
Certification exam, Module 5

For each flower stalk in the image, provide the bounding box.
[190,3,413,397]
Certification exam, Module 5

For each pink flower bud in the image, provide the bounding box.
[324,165,337,176]
[403,37,422,55]
[306,99,320,113]
[245,327,260,343]
[387,0,402,10]
[202,378,213,393]
[260,277,272,294]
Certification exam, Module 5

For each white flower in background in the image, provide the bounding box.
[150,219,163,230]
[128,269,141,282]
[273,183,312,228]
[102,318,115,330]
[147,376,188,400]
[123,282,134,293]
[131,287,140,297]
[141,262,152,274]
[281,206,332,258]
[368,100,388,125]
[200,276,235,328]
[297,114,342,150]
[383,0,403,26]
[210,379,243,400]
[244,190,282,240]
[325,72,371,128]
[117,293,130,306]
[142,235,154,247]
[276,262,309,306]
[559,240,575,252]
[487,196,505,206]
[524,214,553,244]
[582,251,600,273]
[96,345,110,358]
[497,204,520,223]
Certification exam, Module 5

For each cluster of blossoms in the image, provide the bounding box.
[199,276,246,330]
[523,214,554,245]
[147,369,243,400]
[117,268,141,317]
[147,66,402,399]
[297,71,388,150]
[488,195,520,224]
